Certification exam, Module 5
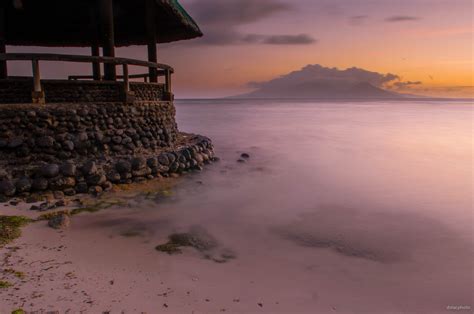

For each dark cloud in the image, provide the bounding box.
[385,16,421,22]
[263,34,317,45]
[182,0,316,46]
[243,34,317,45]
[187,0,292,26]
[393,81,423,88]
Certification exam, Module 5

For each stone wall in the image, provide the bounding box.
[0,134,215,199]
[131,82,164,101]
[0,101,217,199]
[0,102,178,160]
[0,79,166,103]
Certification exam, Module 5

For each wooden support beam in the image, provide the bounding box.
[165,69,171,93]
[31,60,45,104]
[122,64,129,92]
[146,0,158,83]
[164,69,173,101]
[90,6,102,81]
[99,0,116,81]
[0,5,7,79]
[91,45,101,80]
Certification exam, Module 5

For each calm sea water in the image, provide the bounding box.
[171,99,473,312]
[62,99,472,313]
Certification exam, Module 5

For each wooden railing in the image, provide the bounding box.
[0,53,174,103]
[68,73,151,82]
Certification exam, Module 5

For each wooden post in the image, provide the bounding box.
[31,60,45,104]
[89,6,102,81]
[122,63,129,92]
[100,0,116,81]
[146,0,158,83]
[164,69,173,101]
[165,70,171,93]
[91,45,101,80]
[0,5,7,79]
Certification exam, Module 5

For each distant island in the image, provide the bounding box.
[233,64,417,99]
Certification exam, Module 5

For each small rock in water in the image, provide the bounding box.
[237,159,247,163]
[241,153,250,159]
[48,213,71,229]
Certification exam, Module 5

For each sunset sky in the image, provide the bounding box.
[8,0,473,98]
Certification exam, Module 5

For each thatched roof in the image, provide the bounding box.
[3,0,203,47]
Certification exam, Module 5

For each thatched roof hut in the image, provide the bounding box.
[0,0,202,81]
[2,0,202,47]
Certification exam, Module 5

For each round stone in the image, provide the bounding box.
[75,182,89,194]
[88,185,103,196]
[8,137,24,148]
[115,160,132,174]
[48,214,71,230]
[63,140,75,151]
[32,178,49,191]
[37,136,55,148]
[112,136,122,144]
[77,132,88,142]
[169,162,179,173]
[81,161,98,176]
[194,154,204,164]
[15,177,32,193]
[0,180,16,196]
[40,164,60,178]
[86,174,107,186]
[147,157,158,168]
[106,170,121,183]
[60,163,77,177]
[131,157,147,170]
[158,154,170,166]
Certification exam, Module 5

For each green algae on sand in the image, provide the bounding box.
[3,268,25,279]
[156,226,218,255]
[0,216,31,247]
[0,280,13,288]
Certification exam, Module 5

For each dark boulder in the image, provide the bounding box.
[32,178,49,191]
[37,136,55,148]
[131,157,147,170]
[147,157,158,168]
[75,182,89,194]
[40,164,60,178]
[15,177,32,193]
[81,161,98,176]
[158,154,170,166]
[86,174,107,186]
[115,160,132,174]
[0,180,16,196]
[60,163,77,177]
